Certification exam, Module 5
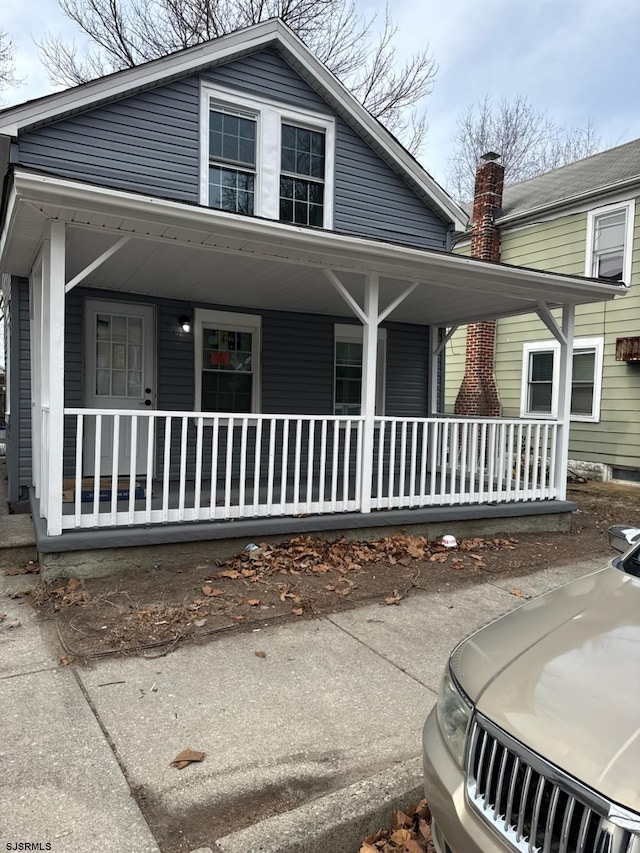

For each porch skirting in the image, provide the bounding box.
[31,490,575,579]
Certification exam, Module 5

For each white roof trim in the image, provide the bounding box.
[0,20,467,231]
[3,169,626,308]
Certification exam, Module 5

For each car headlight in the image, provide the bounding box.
[436,663,473,766]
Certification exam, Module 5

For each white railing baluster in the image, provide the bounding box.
[293,418,302,514]
[532,423,541,497]
[409,421,418,507]
[266,418,276,513]
[343,419,352,507]
[419,420,428,507]
[224,417,234,518]
[93,414,102,527]
[209,417,219,519]
[128,415,138,524]
[506,423,514,501]
[439,420,449,504]
[253,418,263,516]
[497,422,506,503]
[306,419,315,512]
[449,421,459,505]
[515,423,523,499]
[399,420,408,507]
[388,420,397,506]
[376,419,385,509]
[318,419,328,511]
[194,416,203,517]
[238,417,249,513]
[355,420,363,509]
[145,415,155,523]
[523,423,532,500]
[177,415,188,520]
[549,424,558,495]
[74,414,84,529]
[470,422,479,502]
[429,421,438,505]
[280,418,290,514]
[541,423,550,496]
[478,423,487,504]
[459,422,468,504]
[162,416,172,522]
[330,420,339,512]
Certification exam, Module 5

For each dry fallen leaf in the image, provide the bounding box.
[59,656,70,666]
[248,598,260,606]
[194,618,207,628]
[292,607,304,616]
[359,844,378,853]
[255,650,267,658]
[170,748,205,770]
[509,588,526,598]
[220,569,241,579]
[0,613,5,623]
[201,586,223,597]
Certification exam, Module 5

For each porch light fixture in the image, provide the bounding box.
[179,316,192,334]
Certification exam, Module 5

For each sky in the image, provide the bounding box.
[3,0,640,189]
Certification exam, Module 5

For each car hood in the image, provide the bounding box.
[455,565,640,812]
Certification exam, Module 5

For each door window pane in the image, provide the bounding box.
[201,326,253,412]
[94,312,146,398]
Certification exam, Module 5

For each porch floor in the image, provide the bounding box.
[36,479,575,555]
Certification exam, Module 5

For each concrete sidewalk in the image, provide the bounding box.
[0,557,606,853]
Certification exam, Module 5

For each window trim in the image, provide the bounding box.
[194,308,261,413]
[334,324,386,416]
[585,200,635,284]
[199,82,335,227]
[519,337,604,423]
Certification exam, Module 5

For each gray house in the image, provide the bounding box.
[0,20,623,561]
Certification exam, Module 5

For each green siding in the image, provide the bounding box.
[447,201,640,472]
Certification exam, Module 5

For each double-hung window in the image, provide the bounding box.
[586,201,635,283]
[208,106,256,215]
[200,83,335,227]
[520,338,604,422]
[334,325,386,416]
[194,309,261,413]
[280,124,325,226]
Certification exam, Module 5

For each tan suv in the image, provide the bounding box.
[422,526,640,853]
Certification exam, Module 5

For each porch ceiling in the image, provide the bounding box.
[2,169,626,326]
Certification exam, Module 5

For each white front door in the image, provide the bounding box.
[85,299,156,477]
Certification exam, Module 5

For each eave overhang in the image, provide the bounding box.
[0,170,626,327]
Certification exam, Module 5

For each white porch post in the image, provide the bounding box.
[360,273,379,513]
[43,221,66,535]
[555,303,575,501]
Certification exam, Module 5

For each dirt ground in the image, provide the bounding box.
[16,480,640,662]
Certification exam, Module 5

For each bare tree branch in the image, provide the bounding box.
[0,27,18,91]
[38,0,435,153]
[447,95,602,202]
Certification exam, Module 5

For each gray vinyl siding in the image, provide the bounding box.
[6,277,32,500]
[62,290,431,477]
[18,49,447,248]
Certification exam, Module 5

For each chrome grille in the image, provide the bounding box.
[466,715,632,853]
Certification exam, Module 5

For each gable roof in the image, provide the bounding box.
[0,19,467,231]
[498,138,640,223]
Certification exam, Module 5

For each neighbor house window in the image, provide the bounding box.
[334,325,386,416]
[207,106,256,215]
[520,338,604,422]
[586,201,635,283]
[279,124,325,226]
[195,310,261,413]
[200,83,335,226]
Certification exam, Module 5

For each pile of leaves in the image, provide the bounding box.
[361,800,434,853]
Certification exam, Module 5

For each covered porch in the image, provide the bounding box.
[2,169,623,540]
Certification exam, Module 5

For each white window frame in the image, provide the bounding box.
[194,308,261,414]
[520,337,604,423]
[334,324,386,416]
[585,199,635,284]
[200,82,335,228]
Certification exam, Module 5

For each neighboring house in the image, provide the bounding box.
[0,20,623,559]
[447,140,640,482]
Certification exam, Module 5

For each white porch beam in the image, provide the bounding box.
[377,281,419,324]
[554,303,575,501]
[45,220,66,536]
[323,269,368,325]
[65,235,131,293]
[360,274,379,514]
[536,301,567,346]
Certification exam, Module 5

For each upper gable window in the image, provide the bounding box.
[280,124,325,226]
[208,107,257,215]
[200,82,335,228]
[586,200,635,283]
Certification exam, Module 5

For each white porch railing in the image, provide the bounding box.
[371,417,558,510]
[53,410,560,532]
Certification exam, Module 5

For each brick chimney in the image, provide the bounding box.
[454,152,504,417]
